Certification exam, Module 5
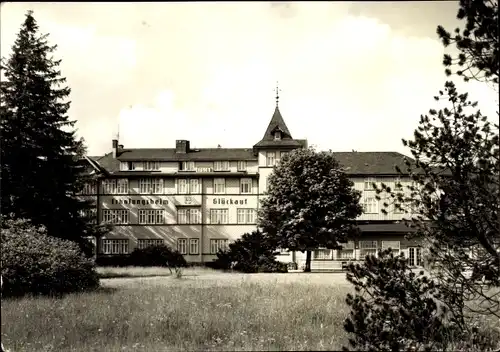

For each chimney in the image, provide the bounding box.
[112,139,118,158]
[175,140,190,154]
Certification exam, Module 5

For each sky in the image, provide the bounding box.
[1,2,498,157]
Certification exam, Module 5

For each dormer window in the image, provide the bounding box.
[274,131,281,140]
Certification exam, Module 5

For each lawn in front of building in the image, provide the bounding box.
[1,268,352,351]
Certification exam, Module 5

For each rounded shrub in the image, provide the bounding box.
[211,230,287,273]
[128,244,187,268]
[1,217,100,297]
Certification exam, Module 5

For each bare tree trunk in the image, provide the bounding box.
[304,250,312,272]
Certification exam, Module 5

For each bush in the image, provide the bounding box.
[343,249,458,352]
[1,217,99,297]
[211,230,287,273]
[127,244,187,270]
[95,255,131,267]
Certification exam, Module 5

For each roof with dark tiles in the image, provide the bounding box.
[117,148,257,161]
[86,149,416,176]
[332,151,416,175]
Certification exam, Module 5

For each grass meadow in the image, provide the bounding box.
[1,267,353,352]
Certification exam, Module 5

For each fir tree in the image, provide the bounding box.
[258,148,363,272]
[0,10,106,255]
[344,1,499,349]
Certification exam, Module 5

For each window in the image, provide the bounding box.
[240,178,252,194]
[337,241,355,259]
[237,209,256,224]
[102,210,129,224]
[280,151,289,159]
[82,182,97,195]
[382,241,400,256]
[237,161,247,171]
[363,197,378,214]
[137,239,165,249]
[314,249,332,259]
[214,178,225,194]
[181,161,195,171]
[138,209,165,224]
[144,161,160,171]
[274,131,281,140]
[360,240,378,258]
[210,209,228,224]
[80,208,97,224]
[190,179,200,194]
[189,239,199,255]
[103,179,128,194]
[139,178,163,194]
[120,162,128,171]
[214,161,229,171]
[177,208,201,224]
[266,152,276,167]
[102,239,129,254]
[364,177,376,190]
[210,239,228,254]
[177,239,188,255]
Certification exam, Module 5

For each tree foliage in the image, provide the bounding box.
[210,230,287,273]
[258,148,363,272]
[344,1,499,349]
[344,250,458,352]
[0,11,108,255]
[344,250,498,352]
[375,80,500,328]
[128,244,187,272]
[438,0,498,84]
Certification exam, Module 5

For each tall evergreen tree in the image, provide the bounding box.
[0,10,106,255]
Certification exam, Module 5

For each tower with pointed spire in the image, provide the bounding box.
[253,83,308,192]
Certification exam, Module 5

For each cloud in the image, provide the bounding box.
[1,2,497,157]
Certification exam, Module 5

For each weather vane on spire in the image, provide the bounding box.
[274,81,281,106]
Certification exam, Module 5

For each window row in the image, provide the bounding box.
[97,178,254,195]
[362,197,405,214]
[101,208,257,225]
[363,177,412,191]
[84,177,413,195]
[120,161,250,172]
[313,240,402,259]
[101,238,227,255]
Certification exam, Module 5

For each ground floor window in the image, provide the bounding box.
[360,240,378,258]
[210,239,228,254]
[102,239,129,254]
[189,239,199,255]
[137,239,165,249]
[178,238,188,254]
[408,247,422,267]
[381,240,401,256]
[313,249,332,260]
[337,241,355,259]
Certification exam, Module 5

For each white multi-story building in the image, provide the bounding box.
[81,102,423,268]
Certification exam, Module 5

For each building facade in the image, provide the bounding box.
[81,103,423,268]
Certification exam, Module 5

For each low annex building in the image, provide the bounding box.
[81,101,423,269]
